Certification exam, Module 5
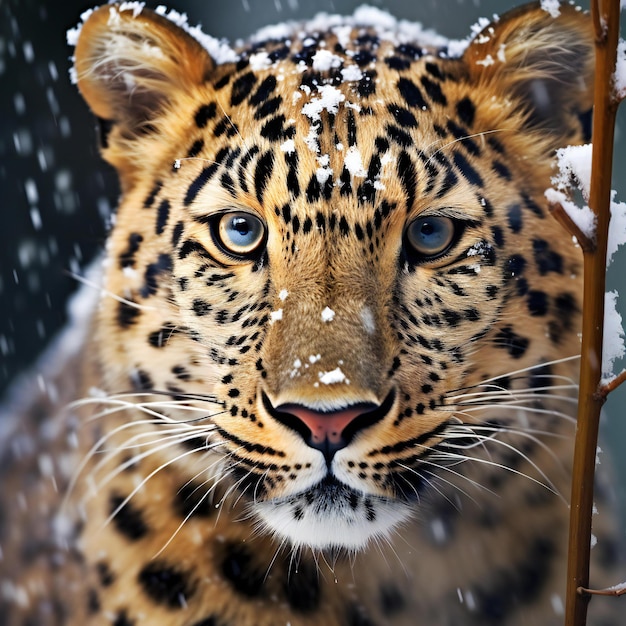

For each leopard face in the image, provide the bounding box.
[72,3,593,553]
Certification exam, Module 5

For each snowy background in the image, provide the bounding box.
[1,0,625,512]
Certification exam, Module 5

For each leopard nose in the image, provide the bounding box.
[263,391,395,462]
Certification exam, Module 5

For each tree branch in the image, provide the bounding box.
[597,370,626,400]
[548,201,595,253]
[564,1,622,625]
[578,584,626,597]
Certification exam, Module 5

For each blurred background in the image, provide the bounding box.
[0,0,624,513]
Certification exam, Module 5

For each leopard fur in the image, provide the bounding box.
[0,3,623,625]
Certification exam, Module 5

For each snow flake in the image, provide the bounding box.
[312,49,342,71]
[278,289,289,301]
[249,51,273,70]
[540,0,561,18]
[302,85,345,121]
[321,307,335,322]
[344,146,367,178]
[318,367,347,385]
[475,55,495,67]
[270,308,283,324]
[341,65,363,82]
[280,139,296,154]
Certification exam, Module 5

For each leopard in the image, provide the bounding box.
[0,2,623,625]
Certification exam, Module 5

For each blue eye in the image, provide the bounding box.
[405,216,456,258]
[216,211,265,257]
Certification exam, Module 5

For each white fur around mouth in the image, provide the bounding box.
[253,479,412,551]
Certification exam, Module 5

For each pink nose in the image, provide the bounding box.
[277,405,369,446]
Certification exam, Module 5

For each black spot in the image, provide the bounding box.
[221,543,265,597]
[421,76,447,105]
[436,169,458,199]
[190,618,218,626]
[250,75,277,105]
[96,561,115,587]
[143,181,162,209]
[385,56,411,70]
[353,49,375,66]
[527,291,548,316]
[447,120,479,155]
[493,160,512,180]
[386,124,413,147]
[532,239,563,275]
[109,494,149,541]
[194,103,217,128]
[387,104,417,128]
[138,561,196,608]
[507,204,523,233]
[284,561,321,613]
[491,225,505,247]
[193,299,212,316]
[175,483,214,519]
[87,589,100,613]
[456,96,475,126]
[184,164,219,206]
[339,216,350,236]
[119,233,143,269]
[380,584,406,615]
[453,151,483,187]
[254,96,282,120]
[172,365,191,381]
[347,109,357,146]
[397,77,427,109]
[230,71,257,106]
[172,221,184,247]
[113,610,135,626]
[306,175,321,202]
[178,239,210,260]
[141,253,172,298]
[554,292,577,328]
[155,199,170,235]
[254,151,275,204]
[357,70,377,97]
[117,300,140,328]
[261,114,289,141]
[494,326,529,359]
[505,254,526,278]
[131,369,153,391]
[187,138,205,158]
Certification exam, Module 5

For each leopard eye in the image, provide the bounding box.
[405,216,456,259]
[214,211,266,257]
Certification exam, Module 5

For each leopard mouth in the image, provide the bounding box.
[253,475,412,551]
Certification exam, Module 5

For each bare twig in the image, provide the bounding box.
[564,1,622,625]
[578,585,626,597]
[597,370,626,400]
[548,201,596,253]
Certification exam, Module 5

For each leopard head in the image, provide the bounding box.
[72,2,593,550]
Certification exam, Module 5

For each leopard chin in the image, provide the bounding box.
[253,477,412,551]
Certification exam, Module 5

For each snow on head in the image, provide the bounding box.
[302,85,345,121]
[540,0,561,18]
[318,367,348,385]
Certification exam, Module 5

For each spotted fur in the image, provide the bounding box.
[0,3,623,625]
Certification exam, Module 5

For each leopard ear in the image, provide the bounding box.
[71,4,220,179]
[463,2,594,145]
